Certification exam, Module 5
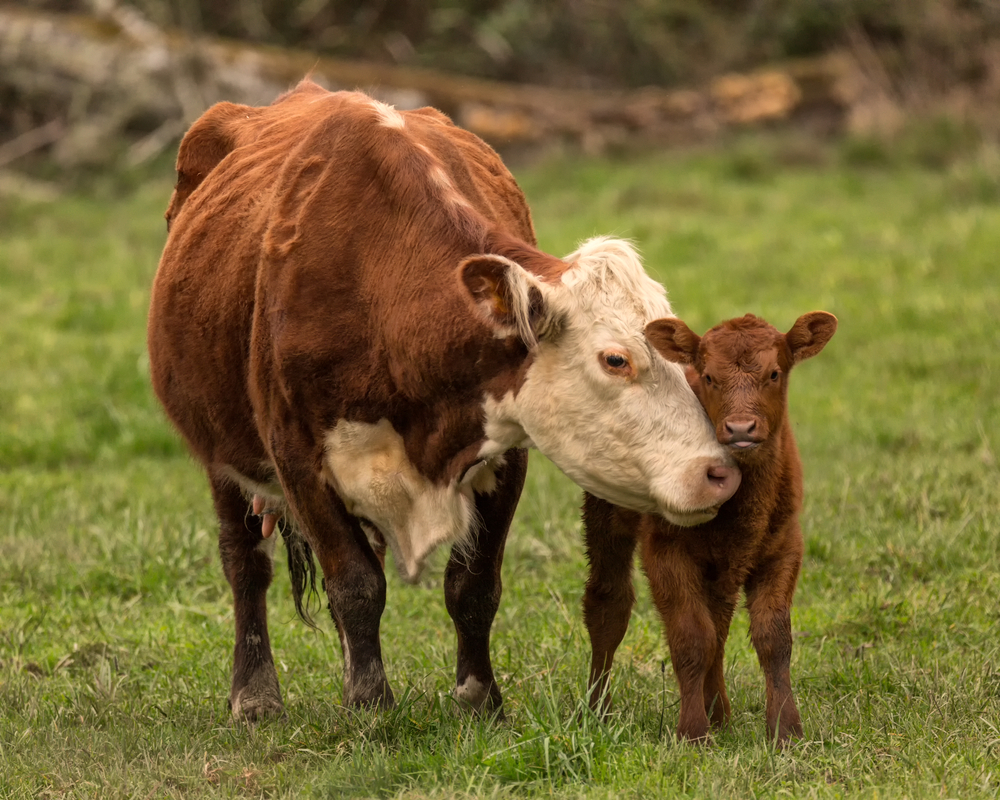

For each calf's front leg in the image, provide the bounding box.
[702,595,738,730]
[745,535,804,744]
[642,532,717,742]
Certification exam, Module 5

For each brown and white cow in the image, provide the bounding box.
[147,80,739,720]
[582,311,836,744]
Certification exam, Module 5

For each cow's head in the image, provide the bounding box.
[462,237,741,526]
[645,311,838,462]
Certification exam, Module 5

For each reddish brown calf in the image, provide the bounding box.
[582,311,837,744]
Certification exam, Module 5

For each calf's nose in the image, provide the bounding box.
[706,463,741,504]
[724,418,756,437]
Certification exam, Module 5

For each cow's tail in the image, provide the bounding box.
[281,525,319,628]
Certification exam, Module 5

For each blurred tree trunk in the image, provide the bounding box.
[0,5,855,167]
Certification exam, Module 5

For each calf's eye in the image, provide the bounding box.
[704,374,713,386]
[605,354,627,368]
[770,370,779,381]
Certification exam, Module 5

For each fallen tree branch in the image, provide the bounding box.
[0,5,858,166]
[0,119,65,169]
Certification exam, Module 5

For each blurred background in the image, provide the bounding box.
[3,0,1000,174]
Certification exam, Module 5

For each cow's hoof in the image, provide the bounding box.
[452,677,504,721]
[230,690,285,723]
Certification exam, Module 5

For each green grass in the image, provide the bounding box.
[2,136,999,798]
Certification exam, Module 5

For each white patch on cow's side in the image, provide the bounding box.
[322,419,486,583]
[371,99,405,129]
[484,237,737,523]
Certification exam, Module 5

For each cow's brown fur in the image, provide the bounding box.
[148,81,573,719]
[582,311,837,744]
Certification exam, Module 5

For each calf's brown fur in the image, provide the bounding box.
[582,311,837,744]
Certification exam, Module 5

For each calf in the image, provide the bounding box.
[148,80,740,721]
[582,311,837,744]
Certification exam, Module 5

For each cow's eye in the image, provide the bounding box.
[600,351,634,378]
[704,374,713,386]
[770,370,780,381]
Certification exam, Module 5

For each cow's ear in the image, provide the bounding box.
[645,317,701,365]
[166,101,255,230]
[460,255,553,344]
[786,311,838,365]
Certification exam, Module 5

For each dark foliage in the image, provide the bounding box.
[12,0,1000,90]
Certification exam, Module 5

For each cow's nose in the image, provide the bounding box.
[724,418,756,437]
[706,463,741,504]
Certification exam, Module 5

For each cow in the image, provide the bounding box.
[581,311,837,744]
[147,79,740,721]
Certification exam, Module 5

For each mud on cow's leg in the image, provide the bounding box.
[444,450,528,718]
[211,475,284,721]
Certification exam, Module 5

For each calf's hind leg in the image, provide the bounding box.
[581,493,640,715]
[211,474,284,721]
[445,450,528,717]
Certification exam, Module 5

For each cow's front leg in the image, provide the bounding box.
[444,449,528,717]
[210,475,284,721]
[273,450,394,710]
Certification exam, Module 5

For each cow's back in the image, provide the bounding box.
[148,81,537,476]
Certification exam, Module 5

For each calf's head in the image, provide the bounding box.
[645,312,838,461]
[464,237,741,526]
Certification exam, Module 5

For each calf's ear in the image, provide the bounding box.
[460,255,553,346]
[786,311,838,365]
[645,317,701,365]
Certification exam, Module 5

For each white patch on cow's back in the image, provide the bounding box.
[427,164,472,209]
[322,419,486,583]
[371,99,405,129]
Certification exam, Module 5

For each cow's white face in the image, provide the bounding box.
[476,237,740,525]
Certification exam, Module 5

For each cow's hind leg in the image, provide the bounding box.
[445,450,528,717]
[211,474,284,721]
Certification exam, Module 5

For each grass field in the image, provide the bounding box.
[1,132,999,798]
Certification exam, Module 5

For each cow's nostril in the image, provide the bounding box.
[707,464,741,502]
